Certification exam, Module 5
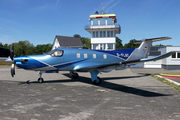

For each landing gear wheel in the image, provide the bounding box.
[72,73,79,79]
[93,76,101,85]
[38,78,44,83]
[70,71,79,79]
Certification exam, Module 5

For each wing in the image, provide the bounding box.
[0,57,8,60]
[74,51,175,71]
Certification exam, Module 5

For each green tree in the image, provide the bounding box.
[14,40,34,56]
[34,43,52,54]
[73,34,81,38]
[81,37,91,49]
[116,37,123,50]
[124,39,140,49]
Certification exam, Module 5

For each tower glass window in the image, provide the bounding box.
[96,31,98,37]
[107,31,110,37]
[100,19,106,26]
[92,31,95,38]
[107,18,113,25]
[93,44,98,49]
[93,19,98,26]
[107,44,113,50]
[111,31,114,37]
[103,31,106,37]
[100,31,103,37]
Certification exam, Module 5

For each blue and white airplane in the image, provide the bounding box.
[5,37,175,85]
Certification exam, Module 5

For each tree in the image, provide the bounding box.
[14,40,34,56]
[73,34,81,38]
[81,37,91,49]
[116,37,123,49]
[123,39,140,49]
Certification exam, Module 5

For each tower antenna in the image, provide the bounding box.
[101,0,104,14]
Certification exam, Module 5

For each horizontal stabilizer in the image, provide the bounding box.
[122,51,175,65]
[134,37,172,44]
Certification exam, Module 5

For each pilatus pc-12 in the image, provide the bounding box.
[5,37,175,85]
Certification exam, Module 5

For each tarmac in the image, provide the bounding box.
[0,67,180,120]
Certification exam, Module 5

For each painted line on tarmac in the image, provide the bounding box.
[156,75,180,86]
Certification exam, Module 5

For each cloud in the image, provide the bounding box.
[105,0,122,12]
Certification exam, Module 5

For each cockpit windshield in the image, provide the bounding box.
[49,50,63,57]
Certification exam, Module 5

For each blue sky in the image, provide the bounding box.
[0,0,180,46]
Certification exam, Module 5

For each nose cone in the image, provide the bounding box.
[14,56,30,69]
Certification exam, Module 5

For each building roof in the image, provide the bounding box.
[55,35,83,47]
[90,14,116,19]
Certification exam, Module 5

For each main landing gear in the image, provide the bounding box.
[93,76,101,85]
[38,72,44,83]
[70,71,79,79]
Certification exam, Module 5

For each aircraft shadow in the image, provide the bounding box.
[19,73,170,97]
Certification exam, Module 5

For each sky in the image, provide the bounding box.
[0,0,180,46]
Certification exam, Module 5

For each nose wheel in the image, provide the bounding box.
[38,72,44,83]
[38,78,44,83]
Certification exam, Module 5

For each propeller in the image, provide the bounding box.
[10,43,15,77]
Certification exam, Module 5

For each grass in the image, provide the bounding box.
[0,60,11,66]
[151,74,180,92]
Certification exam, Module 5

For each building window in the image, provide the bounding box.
[107,18,113,25]
[92,31,95,38]
[100,31,102,37]
[107,44,113,50]
[84,53,87,58]
[103,31,106,37]
[111,31,114,37]
[103,54,107,59]
[107,31,110,37]
[93,54,96,58]
[172,52,180,59]
[77,53,80,58]
[93,19,98,26]
[100,19,106,26]
[96,31,98,37]
[93,44,98,49]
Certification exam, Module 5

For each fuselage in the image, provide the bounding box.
[14,47,142,72]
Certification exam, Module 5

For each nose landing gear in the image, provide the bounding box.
[38,72,44,83]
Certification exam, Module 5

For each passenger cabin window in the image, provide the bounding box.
[103,54,107,59]
[84,53,87,58]
[77,53,80,58]
[93,54,96,58]
[49,50,63,57]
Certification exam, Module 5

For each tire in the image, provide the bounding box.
[93,76,101,85]
[72,73,79,79]
[38,78,44,83]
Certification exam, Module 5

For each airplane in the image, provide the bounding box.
[5,36,175,85]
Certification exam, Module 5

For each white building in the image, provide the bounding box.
[85,12,121,50]
[132,46,180,70]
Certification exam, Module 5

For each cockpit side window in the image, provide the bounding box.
[49,50,64,57]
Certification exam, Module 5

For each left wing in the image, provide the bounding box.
[0,57,8,60]
[74,51,175,71]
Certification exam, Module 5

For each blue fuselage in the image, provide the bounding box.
[14,48,135,71]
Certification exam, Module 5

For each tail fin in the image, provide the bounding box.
[134,37,171,58]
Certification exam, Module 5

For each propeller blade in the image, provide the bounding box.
[11,63,15,77]
[10,43,14,61]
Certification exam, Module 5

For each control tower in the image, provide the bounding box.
[85,11,121,50]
